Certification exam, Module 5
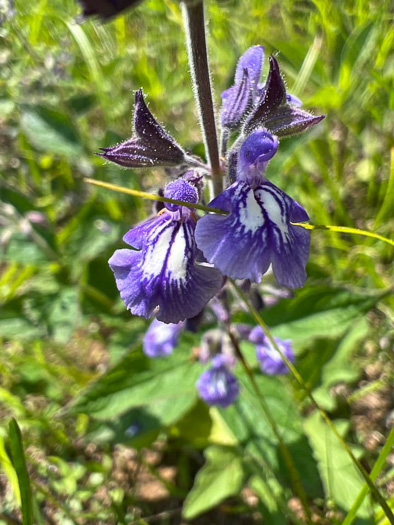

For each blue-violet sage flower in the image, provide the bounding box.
[143,318,184,358]
[249,326,294,375]
[196,354,240,408]
[195,129,310,288]
[109,177,223,324]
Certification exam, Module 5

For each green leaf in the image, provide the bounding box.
[20,105,83,157]
[220,374,323,499]
[70,335,203,426]
[260,286,383,342]
[182,445,244,520]
[47,288,80,343]
[7,420,34,525]
[304,412,372,519]
[309,318,369,409]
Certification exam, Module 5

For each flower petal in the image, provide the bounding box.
[195,181,310,288]
[110,216,223,323]
[196,356,240,408]
[220,69,253,130]
[234,45,265,90]
[143,319,183,358]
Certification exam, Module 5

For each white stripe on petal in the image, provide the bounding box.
[143,221,173,280]
[166,224,190,282]
[238,187,265,234]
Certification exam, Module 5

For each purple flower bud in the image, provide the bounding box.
[196,354,240,408]
[163,179,198,213]
[220,46,264,130]
[143,319,183,358]
[221,69,253,130]
[249,326,294,375]
[98,89,187,168]
[238,129,278,185]
[234,46,265,90]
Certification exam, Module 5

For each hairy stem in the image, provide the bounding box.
[181,0,222,196]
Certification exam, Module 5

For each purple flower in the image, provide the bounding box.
[220,47,323,137]
[195,129,310,288]
[98,89,190,168]
[221,46,264,129]
[196,354,240,408]
[143,319,183,358]
[249,326,294,375]
[109,177,223,324]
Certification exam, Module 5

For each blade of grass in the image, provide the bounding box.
[374,147,394,228]
[343,425,394,525]
[64,20,109,124]
[230,281,394,523]
[292,222,394,247]
[84,178,227,215]
[8,420,33,525]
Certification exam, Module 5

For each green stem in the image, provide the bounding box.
[228,330,313,523]
[230,280,394,523]
[292,222,394,247]
[343,425,394,525]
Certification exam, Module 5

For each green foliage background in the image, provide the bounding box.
[0,0,393,523]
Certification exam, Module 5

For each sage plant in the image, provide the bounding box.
[97,2,324,408]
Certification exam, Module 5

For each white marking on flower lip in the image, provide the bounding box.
[257,187,289,238]
[143,221,174,279]
[165,223,190,282]
[237,187,265,234]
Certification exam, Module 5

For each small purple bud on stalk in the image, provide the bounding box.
[249,326,295,375]
[143,319,183,358]
[196,354,239,408]
[220,45,265,130]
[98,90,188,169]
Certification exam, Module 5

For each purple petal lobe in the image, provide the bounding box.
[249,326,294,375]
[109,215,223,323]
[287,93,303,107]
[238,129,278,185]
[235,45,265,90]
[195,180,310,288]
[98,90,186,168]
[143,319,183,358]
[196,355,240,408]
[221,69,253,129]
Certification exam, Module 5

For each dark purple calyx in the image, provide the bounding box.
[98,89,187,168]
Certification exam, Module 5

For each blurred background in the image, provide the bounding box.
[0,0,393,523]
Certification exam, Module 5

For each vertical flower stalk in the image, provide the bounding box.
[181,0,222,196]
